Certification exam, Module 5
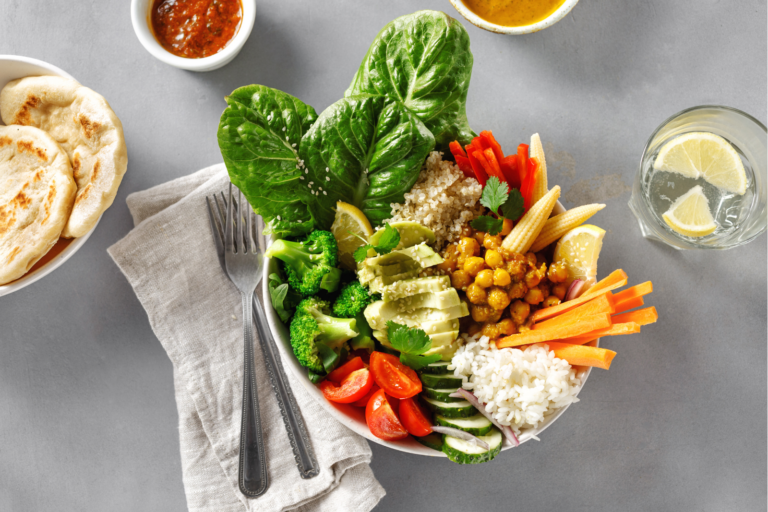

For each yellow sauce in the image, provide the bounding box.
[461,0,566,27]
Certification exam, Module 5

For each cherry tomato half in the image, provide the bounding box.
[351,383,380,408]
[319,368,373,404]
[368,352,422,399]
[365,389,409,441]
[398,397,433,437]
[327,356,365,384]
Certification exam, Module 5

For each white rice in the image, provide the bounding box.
[449,335,583,437]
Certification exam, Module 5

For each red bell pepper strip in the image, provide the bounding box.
[465,145,488,186]
[480,131,505,165]
[521,157,539,211]
[500,154,521,189]
[449,140,474,178]
[482,148,507,185]
[449,141,467,158]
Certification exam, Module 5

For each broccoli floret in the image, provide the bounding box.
[350,312,375,353]
[265,231,340,296]
[289,298,358,373]
[332,281,380,318]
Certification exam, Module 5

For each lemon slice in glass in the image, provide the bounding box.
[654,132,747,195]
[331,201,373,269]
[662,185,717,238]
[553,224,606,288]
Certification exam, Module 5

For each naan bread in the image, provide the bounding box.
[0,76,127,238]
[0,125,76,284]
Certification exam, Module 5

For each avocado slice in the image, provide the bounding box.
[369,221,436,249]
[381,275,452,301]
[364,244,443,269]
[365,302,469,331]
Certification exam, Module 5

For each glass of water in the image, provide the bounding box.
[629,105,767,250]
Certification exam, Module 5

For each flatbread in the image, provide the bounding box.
[0,125,76,284]
[0,76,127,238]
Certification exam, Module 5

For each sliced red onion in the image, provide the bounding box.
[451,388,520,447]
[430,426,490,450]
[565,279,585,301]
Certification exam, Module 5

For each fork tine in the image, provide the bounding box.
[236,186,244,253]
[245,196,253,254]
[214,192,227,230]
[206,196,224,249]
[226,183,234,253]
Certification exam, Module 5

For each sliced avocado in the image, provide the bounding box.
[381,275,452,302]
[374,289,461,317]
[365,302,469,331]
[365,244,443,269]
[358,260,420,284]
[369,221,436,249]
[367,270,421,293]
[374,320,459,341]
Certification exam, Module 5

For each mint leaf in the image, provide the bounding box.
[470,216,504,235]
[373,223,400,253]
[479,176,509,214]
[500,188,525,221]
[400,353,443,371]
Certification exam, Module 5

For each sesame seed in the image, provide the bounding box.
[325,177,330,181]
[292,143,297,147]
[305,170,309,174]
[282,127,286,131]
[326,167,329,172]
[285,136,289,141]
[297,220,302,223]
[323,191,327,195]
[299,176,304,180]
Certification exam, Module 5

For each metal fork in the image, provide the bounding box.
[206,185,319,497]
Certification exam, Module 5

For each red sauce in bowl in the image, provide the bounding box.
[150,0,243,59]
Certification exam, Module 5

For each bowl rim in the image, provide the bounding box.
[448,0,579,35]
[261,201,596,457]
[0,55,102,298]
[130,0,257,71]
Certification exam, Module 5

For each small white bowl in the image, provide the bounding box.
[130,0,256,72]
[449,0,579,35]
[0,55,101,297]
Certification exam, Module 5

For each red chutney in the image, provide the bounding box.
[151,0,242,59]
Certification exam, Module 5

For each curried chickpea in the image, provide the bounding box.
[505,254,527,281]
[508,281,528,300]
[524,286,545,305]
[525,252,537,267]
[493,268,511,287]
[451,269,472,290]
[510,300,530,325]
[524,269,541,288]
[464,256,486,276]
[484,249,504,269]
[497,318,518,335]
[547,261,569,283]
[481,322,500,339]
[460,225,474,238]
[474,231,486,245]
[471,304,495,323]
[542,296,561,308]
[436,244,459,273]
[458,237,481,258]
[552,283,568,300]
[500,218,513,236]
[467,322,483,336]
[488,286,511,310]
[466,283,487,304]
[483,233,502,251]
[475,269,494,288]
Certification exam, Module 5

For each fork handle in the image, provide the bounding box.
[239,292,268,498]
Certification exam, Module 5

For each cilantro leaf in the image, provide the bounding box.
[499,188,525,221]
[470,215,504,235]
[387,321,432,354]
[400,352,442,371]
[353,245,370,263]
[350,223,401,262]
[479,176,509,214]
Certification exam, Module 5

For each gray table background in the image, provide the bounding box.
[1,1,766,510]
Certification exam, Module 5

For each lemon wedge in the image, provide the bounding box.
[654,132,747,195]
[331,201,373,269]
[553,224,605,288]
[662,185,717,237]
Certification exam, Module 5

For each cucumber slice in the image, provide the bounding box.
[421,387,463,403]
[419,361,451,374]
[421,397,477,418]
[420,372,463,389]
[415,432,444,452]
[435,414,493,436]
[442,427,503,464]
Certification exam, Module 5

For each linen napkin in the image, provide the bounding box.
[108,164,385,512]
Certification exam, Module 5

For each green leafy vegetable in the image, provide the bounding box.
[268,273,302,323]
[217,85,318,238]
[299,95,435,228]
[500,189,525,221]
[386,321,443,370]
[479,177,508,212]
[470,216,503,235]
[470,177,525,235]
[345,11,475,149]
[351,223,402,262]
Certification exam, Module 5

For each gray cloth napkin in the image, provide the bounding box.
[108,164,385,512]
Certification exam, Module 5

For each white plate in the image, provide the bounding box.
[0,55,101,297]
[262,202,596,457]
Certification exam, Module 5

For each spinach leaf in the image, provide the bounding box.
[299,95,435,228]
[345,11,474,149]
[217,85,318,238]
[268,272,302,323]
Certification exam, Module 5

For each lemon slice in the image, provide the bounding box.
[662,185,716,237]
[331,201,374,270]
[553,224,605,288]
[654,132,747,195]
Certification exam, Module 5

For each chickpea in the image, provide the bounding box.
[547,261,569,283]
[505,254,527,281]
[524,263,547,288]
[466,283,487,304]
[483,233,502,251]
[488,287,511,310]
[460,225,474,238]
[524,286,545,305]
[471,304,495,322]
[552,283,568,300]
[501,218,513,236]
[542,296,561,308]
[464,256,486,277]
[508,281,528,300]
[497,318,518,335]
[451,269,472,290]
[484,250,504,269]
[488,307,504,323]
[481,322,501,339]
[475,269,494,288]
[493,268,511,287]
[436,244,459,273]
[467,323,483,336]
[458,237,480,258]
[474,231,486,245]
[510,300,530,325]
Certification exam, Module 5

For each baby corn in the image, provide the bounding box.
[529,203,606,252]
[530,133,548,205]
[502,185,561,253]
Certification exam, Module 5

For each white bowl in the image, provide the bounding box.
[449,0,579,35]
[262,202,596,457]
[130,0,256,72]
[0,55,101,298]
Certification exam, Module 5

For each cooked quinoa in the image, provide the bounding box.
[388,152,484,250]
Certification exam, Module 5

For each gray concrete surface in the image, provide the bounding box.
[1,1,766,511]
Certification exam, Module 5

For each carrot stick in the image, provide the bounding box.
[611,307,658,326]
[586,269,629,295]
[556,322,641,345]
[497,314,612,349]
[534,294,615,330]
[612,281,653,303]
[546,343,617,370]
[613,296,644,314]
[532,272,628,322]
